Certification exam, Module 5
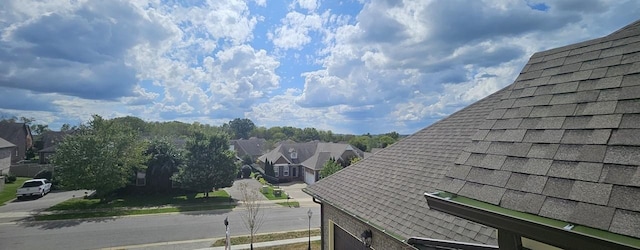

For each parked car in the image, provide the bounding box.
[16,179,52,199]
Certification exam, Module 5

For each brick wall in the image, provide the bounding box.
[322,204,416,250]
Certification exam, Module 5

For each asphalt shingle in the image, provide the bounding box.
[305,88,506,245]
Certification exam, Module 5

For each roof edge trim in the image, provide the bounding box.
[302,188,408,242]
[424,192,640,250]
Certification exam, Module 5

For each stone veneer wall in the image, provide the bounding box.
[322,204,416,250]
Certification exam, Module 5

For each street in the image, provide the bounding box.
[0,205,321,249]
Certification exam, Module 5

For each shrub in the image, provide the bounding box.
[4,173,16,183]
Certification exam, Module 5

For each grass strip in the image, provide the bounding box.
[276,201,300,207]
[34,204,235,221]
[212,229,321,247]
[0,177,29,205]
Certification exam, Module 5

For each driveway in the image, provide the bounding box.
[0,189,92,213]
[278,182,313,201]
[225,178,268,201]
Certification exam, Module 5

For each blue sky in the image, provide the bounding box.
[0,0,638,134]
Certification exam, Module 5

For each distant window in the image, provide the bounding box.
[284,166,289,176]
[15,149,18,157]
[290,149,297,159]
[136,172,146,186]
[274,167,279,177]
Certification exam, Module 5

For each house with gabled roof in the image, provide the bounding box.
[305,19,640,250]
[0,121,33,164]
[258,141,364,184]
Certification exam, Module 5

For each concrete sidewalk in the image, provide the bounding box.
[201,236,321,250]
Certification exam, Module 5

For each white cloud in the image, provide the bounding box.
[269,11,324,50]
[295,0,319,12]
[0,0,638,134]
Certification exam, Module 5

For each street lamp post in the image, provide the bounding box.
[307,209,313,250]
[224,217,230,250]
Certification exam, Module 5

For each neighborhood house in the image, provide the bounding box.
[259,141,365,184]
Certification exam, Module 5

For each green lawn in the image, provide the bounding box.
[35,204,235,221]
[0,177,29,205]
[260,185,288,200]
[36,190,235,221]
[212,229,321,247]
[47,190,232,211]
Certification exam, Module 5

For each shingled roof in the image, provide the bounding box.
[259,141,364,170]
[0,137,16,149]
[438,20,640,239]
[305,89,508,244]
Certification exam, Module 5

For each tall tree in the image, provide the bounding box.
[264,159,275,177]
[145,138,184,193]
[52,115,148,200]
[172,131,237,197]
[228,118,256,139]
[320,157,343,179]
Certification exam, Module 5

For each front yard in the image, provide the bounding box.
[37,190,236,221]
[0,177,28,205]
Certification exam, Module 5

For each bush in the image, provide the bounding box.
[4,173,16,183]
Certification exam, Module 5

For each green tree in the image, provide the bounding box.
[228,118,256,139]
[242,155,254,166]
[52,115,148,200]
[264,159,275,177]
[31,124,50,136]
[385,131,400,140]
[320,157,343,179]
[172,131,237,197]
[350,157,362,165]
[348,136,370,152]
[145,138,184,193]
[378,135,396,148]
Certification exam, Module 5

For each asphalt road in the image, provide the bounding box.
[0,205,321,250]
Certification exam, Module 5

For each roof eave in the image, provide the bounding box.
[424,192,638,250]
[303,188,410,243]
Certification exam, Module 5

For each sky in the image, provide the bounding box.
[0,0,638,135]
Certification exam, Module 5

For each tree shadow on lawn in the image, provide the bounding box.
[48,190,236,211]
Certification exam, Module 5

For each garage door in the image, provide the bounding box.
[305,169,315,184]
[334,224,368,250]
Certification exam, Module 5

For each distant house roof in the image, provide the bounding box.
[305,89,506,244]
[40,131,69,149]
[438,20,640,239]
[0,137,16,149]
[259,141,365,170]
[0,122,31,148]
[231,137,268,158]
